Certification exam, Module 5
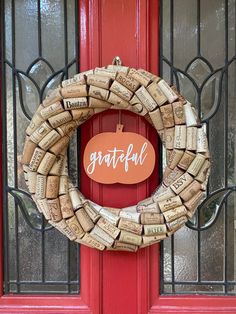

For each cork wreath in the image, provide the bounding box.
[21,61,211,252]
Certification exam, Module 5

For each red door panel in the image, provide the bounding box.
[80,0,159,313]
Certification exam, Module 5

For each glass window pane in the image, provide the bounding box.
[161,0,236,295]
[2,0,79,294]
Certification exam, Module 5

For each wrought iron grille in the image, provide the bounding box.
[160,0,236,295]
[1,0,80,294]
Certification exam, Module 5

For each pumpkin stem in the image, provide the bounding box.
[116,124,124,133]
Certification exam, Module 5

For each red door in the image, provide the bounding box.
[1,0,236,313]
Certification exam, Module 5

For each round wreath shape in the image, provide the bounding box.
[21,60,211,252]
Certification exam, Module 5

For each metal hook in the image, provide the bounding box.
[112,56,122,66]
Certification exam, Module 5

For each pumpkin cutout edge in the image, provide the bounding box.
[83,129,156,184]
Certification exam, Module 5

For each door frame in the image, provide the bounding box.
[0,0,236,313]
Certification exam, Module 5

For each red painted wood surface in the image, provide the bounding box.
[80,1,159,313]
[0,0,236,313]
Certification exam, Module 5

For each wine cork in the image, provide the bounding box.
[61,74,86,87]
[179,180,202,202]
[184,190,204,213]
[89,85,109,101]
[160,104,175,128]
[61,155,68,176]
[119,211,140,224]
[69,187,84,210]
[63,97,88,110]
[87,74,111,89]
[195,160,211,183]
[153,187,176,202]
[27,171,37,194]
[75,208,94,232]
[111,241,138,252]
[128,68,151,86]
[71,108,94,121]
[89,97,111,108]
[166,149,172,164]
[174,125,187,149]
[172,101,185,125]
[158,195,183,213]
[108,92,129,108]
[184,102,198,127]
[170,172,194,194]
[59,175,69,195]
[163,205,187,222]
[42,88,62,107]
[163,167,184,187]
[187,153,206,176]
[186,127,197,151]
[36,152,55,175]
[157,79,178,103]
[48,111,72,128]
[46,175,59,199]
[197,127,208,152]
[23,165,29,183]
[30,122,52,144]
[36,175,46,199]
[40,102,64,120]
[143,224,167,236]
[118,218,143,235]
[88,201,102,213]
[164,127,175,149]
[142,234,166,245]
[167,216,188,231]
[90,225,114,247]
[107,64,129,74]
[129,99,147,115]
[93,108,107,114]
[119,230,142,246]
[168,149,184,169]
[21,137,37,164]
[66,215,84,239]
[94,67,117,79]
[163,166,172,179]
[26,113,45,136]
[49,154,65,175]
[29,148,46,171]
[128,102,142,114]
[147,82,167,106]
[201,167,210,191]
[84,202,100,223]
[59,193,74,218]
[61,84,87,98]
[97,217,120,239]
[50,219,76,240]
[103,206,121,216]
[138,69,160,81]
[140,212,164,225]
[137,197,160,213]
[171,86,186,104]
[116,72,140,92]
[135,86,157,111]
[38,130,61,151]
[121,205,137,213]
[35,104,44,115]
[81,233,105,250]
[36,198,51,219]
[49,136,70,155]
[178,151,196,170]
[110,80,133,101]
[149,108,164,131]
[100,208,120,225]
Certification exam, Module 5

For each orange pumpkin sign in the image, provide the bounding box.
[83,125,156,184]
